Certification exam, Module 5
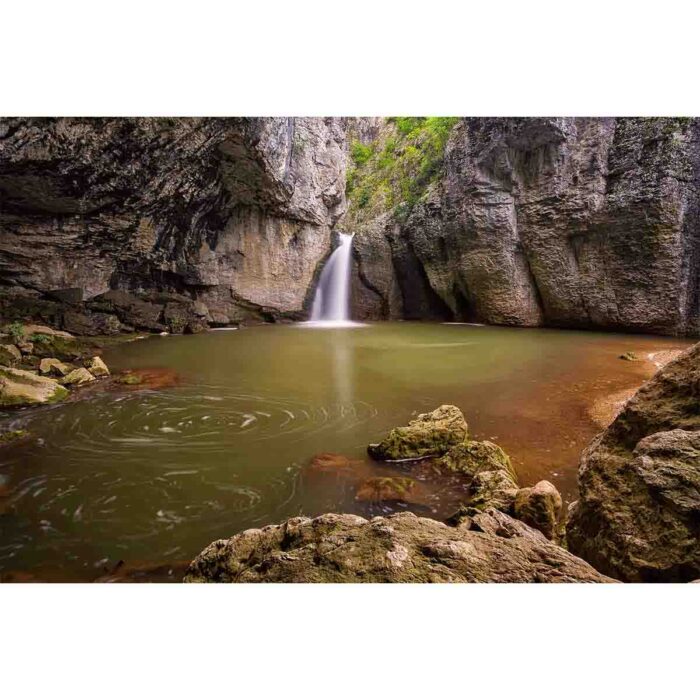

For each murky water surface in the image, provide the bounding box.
[0,322,690,581]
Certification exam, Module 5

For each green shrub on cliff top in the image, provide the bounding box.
[346,117,459,220]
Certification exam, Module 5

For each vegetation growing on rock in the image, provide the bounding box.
[367,404,468,460]
[438,440,516,481]
[568,343,700,581]
[0,429,29,446]
[345,117,459,224]
[183,509,612,583]
[0,367,69,407]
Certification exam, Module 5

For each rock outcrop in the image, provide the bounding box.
[184,509,612,583]
[567,343,700,581]
[514,480,563,541]
[0,366,68,406]
[366,404,539,517]
[367,404,469,460]
[0,117,347,332]
[3,118,700,336]
[346,117,700,336]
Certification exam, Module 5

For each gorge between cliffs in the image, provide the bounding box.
[2,117,700,583]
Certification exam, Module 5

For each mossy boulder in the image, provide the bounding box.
[467,468,519,513]
[30,334,81,361]
[568,342,700,581]
[62,367,96,386]
[184,510,613,583]
[438,440,517,481]
[39,358,71,377]
[0,345,22,366]
[85,356,110,377]
[514,480,563,540]
[0,366,69,407]
[368,405,468,460]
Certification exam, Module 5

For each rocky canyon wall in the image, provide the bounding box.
[347,117,700,336]
[0,117,346,333]
[1,117,699,336]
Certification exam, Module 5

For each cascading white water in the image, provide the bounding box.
[308,232,356,326]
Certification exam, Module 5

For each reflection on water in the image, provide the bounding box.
[331,331,353,407]
[0,322,690,581]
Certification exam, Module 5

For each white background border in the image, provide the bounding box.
[2,1,699,697]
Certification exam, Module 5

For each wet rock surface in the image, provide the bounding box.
[367,404,469,460]
[514,480,563,540]
[184,509,612,583]
[568,342,700,581]
[0,366,68,406]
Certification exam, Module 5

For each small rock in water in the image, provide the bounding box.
[367,405,469,460]
[85,356,110,377]
[39,357,71,377]
[62,367,96,386]
[355,476,430,506]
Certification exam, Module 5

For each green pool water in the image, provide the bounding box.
[0,322,688,581]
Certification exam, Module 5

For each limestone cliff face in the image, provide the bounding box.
[347,117,700,336]
[2,117,700,336]
[0,117,346,331]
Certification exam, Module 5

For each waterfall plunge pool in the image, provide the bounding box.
[0,321,690,581]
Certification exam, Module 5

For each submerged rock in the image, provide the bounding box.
[85,356,110,377]
[354,476,428,505]
[514,480,562,540]
[567,343,700,581]
[368,405,522,514]
[113,368,179,390]
[307,452,357,474]
[62,367,96,386]
[184,509,612,583]
[0,429,30,446]
[367,405,468,460]
[0,366,69,406]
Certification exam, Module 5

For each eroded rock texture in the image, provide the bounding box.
[3,117,700,335]
[184,509,612,583]
[348,117,700,335]
[0,117,347,331]
[567,342,700,581]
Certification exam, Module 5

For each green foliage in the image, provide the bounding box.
[350,141,374,166]
[395,117,425,136]
[7,322,24,344]
[346,117,459,222]
[0,429,29,445]
[29,333,51,343]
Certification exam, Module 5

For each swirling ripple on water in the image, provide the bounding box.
[0,381,379,576]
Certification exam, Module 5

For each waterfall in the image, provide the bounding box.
[308,233,356,327]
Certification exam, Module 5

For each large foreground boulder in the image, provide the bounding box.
[0,366,69,406]
[568,343,700,582]
[367,405,468,460]
[184,509,612,583]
